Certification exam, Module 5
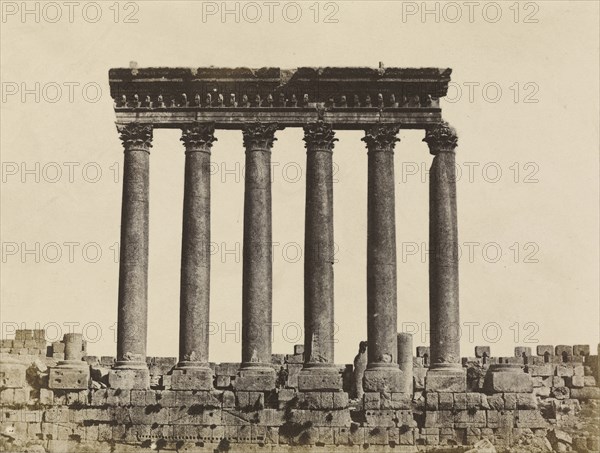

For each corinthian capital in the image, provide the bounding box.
[362,123,401,151]
[423,121,458,154]
[242,122,279,150]
[303,120,338,150]
[117,123,153,152]
[181,122,217,151]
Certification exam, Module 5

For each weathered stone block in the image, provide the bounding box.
[504,393,517,410]
[234,368,276,391]
[299,391,330,409]
[555,345,573,358]
[363,392,380,409]
[366,425,388,445]
[317,426,335,445]
[177,390,221,407]
[515,347,532,358]
[399,426,415,445]
[455,409,486,428]
[466,392,482,409]
[286,363,303,388]
[129,389,146,406]
[339,424,365,446]
[439,392,454,410]
[570,387,600,400]
[534,387,551,397]
[38,388,54,405]
[48,366,89,390]
[413,367,427,390]
[297,370,342,391]
[425,370,466,392]
[170,367,213,390]
[108,367,149,389]
[500,356,523,365]
[215,362,239,376]
[569,375,585,388]
[420,427,440,445]
[486,371,533,393]
[551,386,570,399]
[556,364,574,377]
[0,360,27,388]
[363,368,406,392]
[236,391,264,410]
[486,410,514,428]
[416,346,430,358]
[454,392,467,410]
[365,409,398,428]
[285,353,303,364]
[573,344,590,356]
[105,388,130,405]
[475,346,491,358]
[396,409,416,427]
[536,345,554,356]
[465,427,482,444]
[43,407,70,424]
[219,390,234,408]
[583,376,597,387]
[215,374,231,388]
[516,410,547,428]
[424,410,451,428]
[333,391,349,409]
[516,393,537,409]
[425,392,438,410]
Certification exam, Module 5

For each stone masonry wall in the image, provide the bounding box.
[1,330,599,452]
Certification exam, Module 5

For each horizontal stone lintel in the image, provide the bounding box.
[113,108,442,130]
[109,66,452,106]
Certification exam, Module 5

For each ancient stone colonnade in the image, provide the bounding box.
[108,66,463,393]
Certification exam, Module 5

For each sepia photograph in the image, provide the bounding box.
[1,1,599,451]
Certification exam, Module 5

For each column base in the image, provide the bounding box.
[48,361,90,390]
[108,361,150,390]
[298,364,342,391]
[171,365,213,390]
[234,364,276,391]
[484,363,533,393]
[425,364,466,393]
[363,364,406,393]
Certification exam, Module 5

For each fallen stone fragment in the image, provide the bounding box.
[465,438,496,452]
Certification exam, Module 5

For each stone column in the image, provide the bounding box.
[63,333,84,363]
[236,122,279,391]
[397,333,414,394]
[362,123,405,393]
[423,121,465,392]
[109,122,152,390]
[298,120,342,392]
[172,123,217,390]
[48,333,89,390]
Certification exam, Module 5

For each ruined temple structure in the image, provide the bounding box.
[1,66,599,452]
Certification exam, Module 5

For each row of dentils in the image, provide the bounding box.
[114,92,437,109]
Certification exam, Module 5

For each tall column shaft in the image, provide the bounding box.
[241,122,278,368]
[364,123,400,368]
[115,122,152,368]
[303,121,337,366]
[425,122,461,369]
[178,123,216,367]
[361,123,405,393]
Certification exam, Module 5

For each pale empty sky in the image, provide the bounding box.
[1,1,598,364]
